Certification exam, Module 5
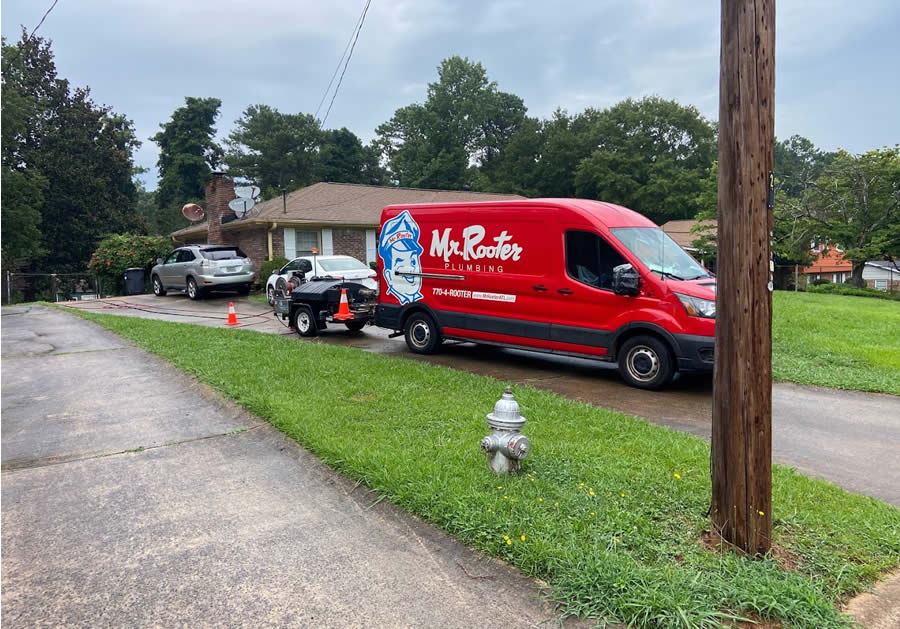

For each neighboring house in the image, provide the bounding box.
[804,245,852,283]
[863,260,900,292]
[170,176,524,277]
[660,219,717,269]
[660,219,716,252]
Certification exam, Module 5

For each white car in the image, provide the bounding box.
[266,255,378,305]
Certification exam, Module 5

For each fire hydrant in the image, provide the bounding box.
[480,386,530,475]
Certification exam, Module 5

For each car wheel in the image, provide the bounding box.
[292,306,318,337]
[344,320,366,332]
[186,277,202,300]
[404,311,440,354]
[152,275,166,297]
[267,285,276,306]
[618,335,674,390]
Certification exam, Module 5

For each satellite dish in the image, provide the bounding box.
[229,197,256,218]
[234,185,260,200]
[182,203,205,222]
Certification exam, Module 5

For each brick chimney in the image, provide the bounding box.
[205,172,236,244]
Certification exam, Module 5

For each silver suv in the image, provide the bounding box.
[151,245,254,300]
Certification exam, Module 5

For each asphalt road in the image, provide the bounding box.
[60,293,900,505]
[1,305,593,628]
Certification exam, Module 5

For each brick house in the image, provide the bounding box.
[170,175,523,279]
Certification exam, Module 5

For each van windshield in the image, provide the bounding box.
[610,228,709,281]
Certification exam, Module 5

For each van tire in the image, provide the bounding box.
[404,311,440,354]
[618,335,674,390]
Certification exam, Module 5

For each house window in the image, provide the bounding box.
[875,279,888,291]
[296,230,319,255]
[284,228,320,259]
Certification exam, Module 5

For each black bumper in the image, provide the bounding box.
[673,333,715,372]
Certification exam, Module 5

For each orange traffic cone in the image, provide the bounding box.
[333,289,353,321]
[225,302,239,326]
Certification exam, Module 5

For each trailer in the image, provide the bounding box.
[274,277,377,337]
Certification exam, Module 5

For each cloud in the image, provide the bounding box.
[2,0,897,185]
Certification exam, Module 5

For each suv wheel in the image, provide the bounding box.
[618,335,674,390]
[404,311,441,354]
[186,277,202,300]
[152,275,166,297]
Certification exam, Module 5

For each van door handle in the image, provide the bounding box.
[557,288,574,295]
[532,285,547,292]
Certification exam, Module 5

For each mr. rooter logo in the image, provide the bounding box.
[430,225,523,273]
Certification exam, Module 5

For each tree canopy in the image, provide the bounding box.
[2,33,144,273]
[151,96,222,233]
[375,56,526,189]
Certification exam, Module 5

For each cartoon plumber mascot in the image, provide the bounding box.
[379,210,424,304]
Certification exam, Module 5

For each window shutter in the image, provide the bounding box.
[284,228,296,259]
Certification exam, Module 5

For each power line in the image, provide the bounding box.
[321,0,371,128]
[28,0,60,40]
[3,0,61,70]
[314,2,368,121]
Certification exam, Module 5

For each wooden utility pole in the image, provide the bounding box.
[711,0,775,555]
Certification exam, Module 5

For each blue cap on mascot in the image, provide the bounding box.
[379,210,423,269]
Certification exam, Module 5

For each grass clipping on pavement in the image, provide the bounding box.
[76,311,899,628]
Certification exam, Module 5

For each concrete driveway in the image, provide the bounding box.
[59,293,900,506]
[2,306,592,628]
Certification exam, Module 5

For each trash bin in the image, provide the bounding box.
[124,267,145,295]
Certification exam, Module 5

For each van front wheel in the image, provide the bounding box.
[404,312,440,354]
[618,335,674,390]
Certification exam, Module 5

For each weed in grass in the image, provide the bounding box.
[71,310,900,629]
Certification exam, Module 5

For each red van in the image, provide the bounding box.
[374,199,716,389]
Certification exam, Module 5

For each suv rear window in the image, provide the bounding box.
[200,247,247,260]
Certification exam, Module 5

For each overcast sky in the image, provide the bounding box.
[3,0,898,189]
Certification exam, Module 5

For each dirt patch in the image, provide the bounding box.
[701,530,799,572]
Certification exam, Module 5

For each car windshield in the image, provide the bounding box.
[201,248,247,260]
[318,258,369,272]
[610,228,709,281]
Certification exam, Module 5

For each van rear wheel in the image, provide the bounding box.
[404,312,440,354]
[618,335,674,390]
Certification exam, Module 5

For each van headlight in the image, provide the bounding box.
[676,293,716,318]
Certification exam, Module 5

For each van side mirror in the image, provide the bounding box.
[613,263,640,296]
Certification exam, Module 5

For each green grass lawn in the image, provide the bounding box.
[772,292,900,395]
[70,310,900,629]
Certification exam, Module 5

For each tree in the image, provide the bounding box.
[2,33,144,272]
[152,97,222,214]
[574,97,717,224]
[375,56,526,188]
[318,128,384,185]
[783,147,900,286]
[774,135,836,199]
[224,104,320,198]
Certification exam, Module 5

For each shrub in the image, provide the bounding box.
[809,277,832,286]
[807,282,900,301]
[259,256,289,281]
[88,234,172,295]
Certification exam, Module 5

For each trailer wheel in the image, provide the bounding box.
[404,311,440,354]
[618,334,674,390]
[292,306,318,337]
[344,320,366,332]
